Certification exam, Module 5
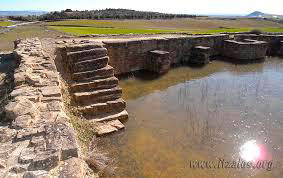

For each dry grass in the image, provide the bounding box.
[47,18,283,30]
[0,23,64,51]
[47,18,283,35]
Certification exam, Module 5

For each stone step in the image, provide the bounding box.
[72,56,109,73]
[95,119,125,136]
[88,109,128,123]
[73,87,122,105]
[67,48,108,63]
[71,76,118,92]
[78,98,126,116]
[66,44,104,53]
[72,65,114,82]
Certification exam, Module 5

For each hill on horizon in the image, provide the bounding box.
[247,11,283,18]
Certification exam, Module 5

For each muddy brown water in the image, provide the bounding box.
[97,57,283,178]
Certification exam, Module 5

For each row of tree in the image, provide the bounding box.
[8,8,197,21]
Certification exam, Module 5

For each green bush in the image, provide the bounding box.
[250,29,263,35]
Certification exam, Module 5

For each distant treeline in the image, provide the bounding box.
[8,15,38,22]
[8,8,198,21]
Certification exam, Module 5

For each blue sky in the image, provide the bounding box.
[1,0,282,15]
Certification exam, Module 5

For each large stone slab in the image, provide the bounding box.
[222,40,268,60]
[189,46,211,64]
[147,50,171,74]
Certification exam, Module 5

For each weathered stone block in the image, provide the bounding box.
[222,40,268,60]
[0,127,17,143]
[66,43,104,53]
[14,72,26,86]
[78,98,126,116]
[71,76,118,92]
[12,115,33,129]
[95,119,125,136]
[189,46,211,64]
[44,123,79,161]
[39,101,61,112]
[18,148,36,164]
[41,86,61,97]
[72,65,114,82]
[67,48,108,63]
[74,87,122,105]
[58,158,87,178]
[147,50,171,74]
[73,56,109,73]
[10,86,39,98]
[28,151,59,171]
[5,99,37,121]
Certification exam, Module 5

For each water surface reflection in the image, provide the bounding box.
[99,57,283,178]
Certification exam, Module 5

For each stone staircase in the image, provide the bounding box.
[63,43,128,136]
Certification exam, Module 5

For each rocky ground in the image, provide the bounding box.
[0,39,98,177]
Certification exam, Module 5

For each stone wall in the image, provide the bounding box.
[56,42,128,136]
[103,34,229,74]
[235,34,283,56]
[222,40,268,60]
[1,38,91,177]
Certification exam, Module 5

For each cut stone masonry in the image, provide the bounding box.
[57,42,128,136]
[222,40,268,60]
[147,50,171,74]
[189,46,211,64]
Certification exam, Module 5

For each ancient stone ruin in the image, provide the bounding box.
[1,38,89,177]
[1,33,283,177]
[147,50,171,74]
[222,39,268,60]
[57,43,128,136]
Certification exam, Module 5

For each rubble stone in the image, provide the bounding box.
[1,38,90,177]
[5,99,37,121]
[58,158,87,178]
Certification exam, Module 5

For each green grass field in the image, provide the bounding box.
[0,21,13,27]
[48,26,283,35]
[48,26,187,35]
[47,18,283,35]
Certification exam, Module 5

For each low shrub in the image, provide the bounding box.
[250,29,263,35]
